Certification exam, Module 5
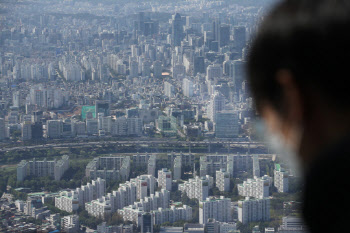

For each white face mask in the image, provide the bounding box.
[254,119,304,178]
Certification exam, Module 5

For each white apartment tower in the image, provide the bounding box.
[158,168,172,191]
[216,168,230,192]
[199,196,232,224]
[183,78,194,97]
[238,175,272,199]
[178,175,213,201]
[164,81,175,98]
[238,197,270,225]
[274,164,289,193]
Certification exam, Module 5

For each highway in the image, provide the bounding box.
[0,140,266,152]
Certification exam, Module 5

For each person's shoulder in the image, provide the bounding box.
[303,134,350,233]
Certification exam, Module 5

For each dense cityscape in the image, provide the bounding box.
[0,0,304,233]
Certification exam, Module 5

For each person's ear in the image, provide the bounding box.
[275,69,304,125]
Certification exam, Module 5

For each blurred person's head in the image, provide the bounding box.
[247,0,350,169]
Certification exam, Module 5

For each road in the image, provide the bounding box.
[0,139,266,152]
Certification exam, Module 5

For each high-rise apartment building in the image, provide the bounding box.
[158,168,172,191]
[55,178,106,213]
[274,164,289,193]
[178,175,213,201]
[86,156,131,181]
[238,197,270,225]
[216,168,230,192]
[238,175,272,199]
[164,81,175,98]
[199,196,232,224]
[183,78,194,97]
[17,155,69,182]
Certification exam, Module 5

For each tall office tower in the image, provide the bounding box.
[234,26,246,52]
[101,116,112,134]
[153,60,162,78]
[172,64,186,79]
[138,12,145,34]
[158,168,172,191]
[210,41,219,52]
[129,60,139,78]
[206,64,223,81]
[216,168,230,192]
[131,45,141,58]
[86,119,98,135]
[172,13,183,47]
[199,196,232,224]
[0,118,5,140]
[194,56,205,75]
[32,110,43,123]
[183,78,194,97]
[142,60,151,77]
[204,31,214,47]
[164,81,175,98]
[274,164,289,193]
[253,155,260,177]
[31,122,43,139]
[127,117,143,136]
[219,24,230,47]
[97,113,104,130]
[47,120,62,139]
[215,110,239,138]
[144,20,159,36]
[207,92,225,122]
[231,59,246,91]
[21,121,32,140]
[238,175,272,199]
[173,156,182,180]
[238,197,270,225]
[186,16,192,28]
[212,17,221,42]
[95,100,110,117]
[141,213,153,233]
[13,91,20,107]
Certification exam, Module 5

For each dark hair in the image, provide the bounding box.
[247,0,350,114]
